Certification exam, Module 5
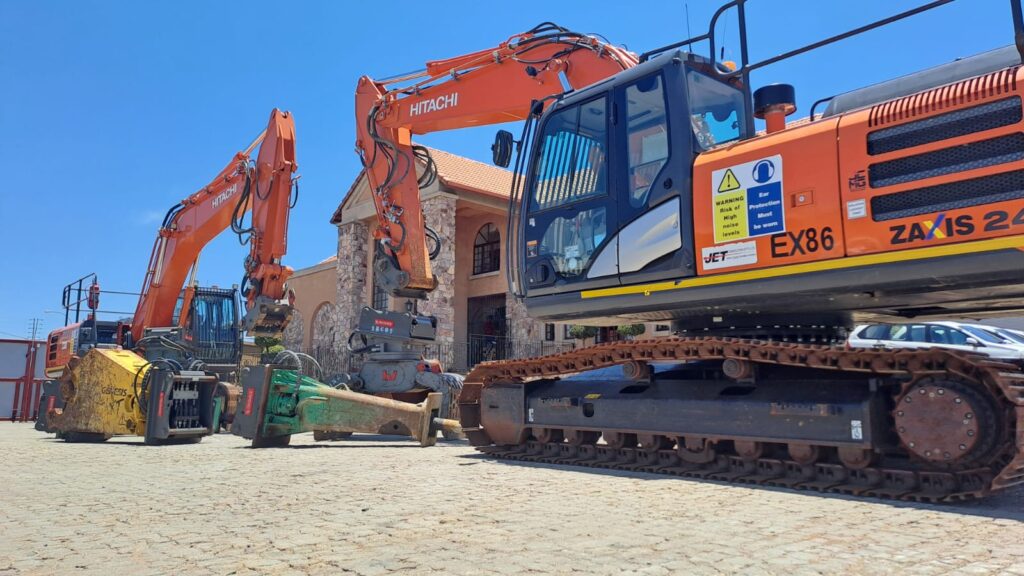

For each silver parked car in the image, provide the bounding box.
[847,320,1024,362]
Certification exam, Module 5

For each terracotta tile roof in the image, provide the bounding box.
[331,146,513,224]
[425,147,514,199]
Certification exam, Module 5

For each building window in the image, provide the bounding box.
[473,223,500,275]
[655,324,670,332]
[544,323,555,341]
[563,324,572,339]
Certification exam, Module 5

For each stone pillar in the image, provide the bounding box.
[282,309,304,350]
[506,293,545,358]
[418,194,457,344]
[335,220,369,351]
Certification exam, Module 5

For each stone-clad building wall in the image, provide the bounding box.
[417,193,457,344]
[282,309,304,350]
[334,221,369,350]
[506,293,544,345]
[311,302,341,354]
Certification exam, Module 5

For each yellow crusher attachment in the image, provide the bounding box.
[44,348,220,444]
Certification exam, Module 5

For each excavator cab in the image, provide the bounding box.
[511,52,749,307]
[154,285,241,370]
[509,0,1024,332]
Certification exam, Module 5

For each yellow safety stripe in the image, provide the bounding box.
[581,234,1024,299]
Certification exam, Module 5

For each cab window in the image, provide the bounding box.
[625,74,669,208]
[536,208,608,278]
[685,68,744,149]
[531,96,609,211]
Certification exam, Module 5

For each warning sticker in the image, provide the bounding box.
[712,155,785,243]
[713,191,747,241]
[701,240,757,270]
[717,169,741,193]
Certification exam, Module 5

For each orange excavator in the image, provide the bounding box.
[343,1,1024,500]
[40,109,298,444]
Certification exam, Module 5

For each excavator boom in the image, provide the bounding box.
[41,110,299,445]
[132,109,297,342]
[354,23,636,296]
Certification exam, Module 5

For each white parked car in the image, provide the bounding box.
[975,325,1024,347]
[847,320,1024,362]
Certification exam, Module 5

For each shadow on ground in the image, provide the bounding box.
[457,452,1024,522]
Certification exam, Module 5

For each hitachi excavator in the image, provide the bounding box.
[40,109,298,444]
[332,0,1024,500]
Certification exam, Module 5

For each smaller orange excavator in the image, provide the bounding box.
[40,109,298,444]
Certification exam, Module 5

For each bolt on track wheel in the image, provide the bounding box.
[788,443,820,465]
[603,432,637,449]
[531,427,563,444]
[893,378,999,466]
[564,430,600,446]
[677,437,716,464]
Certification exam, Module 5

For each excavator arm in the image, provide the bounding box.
[131,109,297,343]
[354,23,636,297]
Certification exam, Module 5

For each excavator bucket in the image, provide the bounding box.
[242,296,294,339]
[232,365,460,448]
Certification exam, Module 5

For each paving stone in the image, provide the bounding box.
[1,423,1023,575]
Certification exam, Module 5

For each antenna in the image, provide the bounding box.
[722,11,728,61]
[685,3,692,41]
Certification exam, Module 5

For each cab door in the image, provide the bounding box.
[521,94,621,296]
[612,65,695,286]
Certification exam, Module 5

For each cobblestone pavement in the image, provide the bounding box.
[2,423,1024,576]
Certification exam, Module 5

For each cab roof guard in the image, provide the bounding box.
[640,0,1024,136]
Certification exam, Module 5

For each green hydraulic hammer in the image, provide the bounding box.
[231,364,461,448]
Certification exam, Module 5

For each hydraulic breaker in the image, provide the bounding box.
[232,364,461,448]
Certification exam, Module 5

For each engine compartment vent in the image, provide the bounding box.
[867,96,1022,156]
[871,169,1024,221]
[868,67,1019,128]
[869,132,1024,188]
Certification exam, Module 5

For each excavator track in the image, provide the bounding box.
[458,338,1024,502]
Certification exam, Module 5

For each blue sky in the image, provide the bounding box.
[0,0,1013,339]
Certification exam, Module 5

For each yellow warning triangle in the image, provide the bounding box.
[718,169,741,193]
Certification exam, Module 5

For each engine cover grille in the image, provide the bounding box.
[871,169,1024,221]
[869,132,1024,188]
[867,96,1021,156]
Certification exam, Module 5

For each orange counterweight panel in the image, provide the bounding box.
[692,117,845,276]
[837,66,1024,255]
[44,324,79,378]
